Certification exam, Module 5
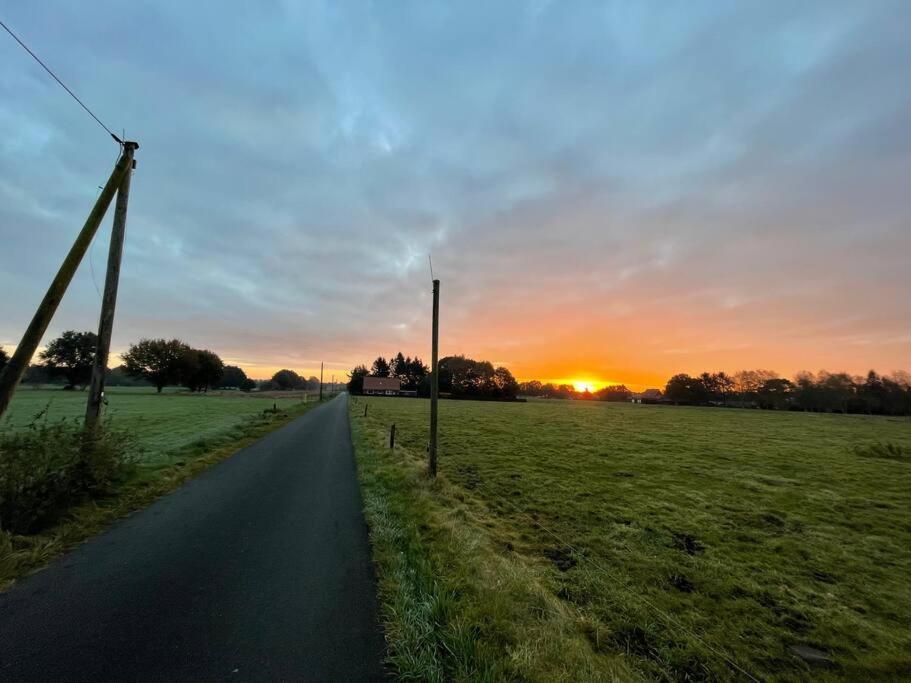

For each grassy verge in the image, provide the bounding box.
[0,399,318,591]
[349,399,639,682]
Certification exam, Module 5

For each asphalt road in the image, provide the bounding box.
[0,394,386,681]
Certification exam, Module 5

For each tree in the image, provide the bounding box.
[371,356,391,377]
[403,356,428,390]
[221,365,248,389]
[491,366,519,398]
[0,345,8,373]
[106,365,150,387]
[122,338,190,393]
[664,374,709,404]
[347,365,369,394]
[390,352,408,381]
[22,364,51,385]
[715,372,735,406]
[39,330,98,389]
[270,369,302,390]
[757,378,793,410]
[180,349,224,392]
[595,385,632,402]
[518,380,543,396]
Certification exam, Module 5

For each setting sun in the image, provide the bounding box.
[571,380,596,393]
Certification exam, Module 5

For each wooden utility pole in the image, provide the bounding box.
[319,361,324,401]
[0,149,133,419]
[429,279,440,477]
[85,142,138,428]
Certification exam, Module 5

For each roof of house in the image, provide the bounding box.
[633,388,663,399]
[363,376,401,391]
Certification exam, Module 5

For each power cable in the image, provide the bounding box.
[0,17,122,145]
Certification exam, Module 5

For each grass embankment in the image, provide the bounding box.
[1,387,320,589]
[350,397,911,681]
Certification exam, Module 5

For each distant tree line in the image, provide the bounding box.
[517,381,633,402]
[5,330,256,393]
[260,369,321,392]
[663,369,911,415]
[347,353,521,400]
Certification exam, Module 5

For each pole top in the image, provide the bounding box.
[433,278,440,287]
[123,140,139,151]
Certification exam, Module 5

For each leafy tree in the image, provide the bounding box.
[390,352,408,381]
[371,356,391,377]
[106,365,150,387]
[122,338,190,393]
[180,349,224,392]
[595,385,632,402]
[270,369,302,390]
[0,345,8,373]
[757,378,793,410]
[518,380,543,396]
[22,364,52,385]
[490,366,519,398]
[347,365,369,394]
[715,372,735,406]
[404,356,428,390]
[39,330,98,389]
[664,374,710,404]
[221,365,249,389]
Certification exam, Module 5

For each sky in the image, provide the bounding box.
[1,1,909,389]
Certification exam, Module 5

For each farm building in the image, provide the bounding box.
[630,388,664,404]
[363,376,402,396]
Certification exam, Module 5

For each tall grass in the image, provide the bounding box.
[0,407,139,534]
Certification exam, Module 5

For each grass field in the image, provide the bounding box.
[350,397,911,681]
[2,387,313,468]
[0,387,320,589]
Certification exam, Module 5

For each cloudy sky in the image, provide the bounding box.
[1,1,909,388]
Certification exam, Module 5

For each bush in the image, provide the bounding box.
[0,411,139,534]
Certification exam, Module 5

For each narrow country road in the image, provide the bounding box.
[0,394,386,681]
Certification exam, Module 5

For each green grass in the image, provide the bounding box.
[1,387,320,589]
[3,387,310,468]
[350,397,911,681]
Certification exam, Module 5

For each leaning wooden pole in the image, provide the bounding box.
[429,278,440,477]
[85,142,138,428]
[0,149,133,419]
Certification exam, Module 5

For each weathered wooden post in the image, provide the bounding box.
[319,361,324,401]
[0,149,133,419]
[85,141,138,428]
[364,403,368,417]
[429,278,440,477]
[389,423,396,449]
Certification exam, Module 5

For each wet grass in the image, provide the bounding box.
[350,397,911,681]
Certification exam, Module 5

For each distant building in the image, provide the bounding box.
[363,376,402,396]
[630,388,663,404]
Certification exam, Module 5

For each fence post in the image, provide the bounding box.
[389,423,396,449]
[364,403,368,417]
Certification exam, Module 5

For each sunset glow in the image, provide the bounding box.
[1,3,909,390]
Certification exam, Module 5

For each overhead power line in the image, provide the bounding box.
[0,17,122,145]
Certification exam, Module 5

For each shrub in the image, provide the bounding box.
[0,410,140,534]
